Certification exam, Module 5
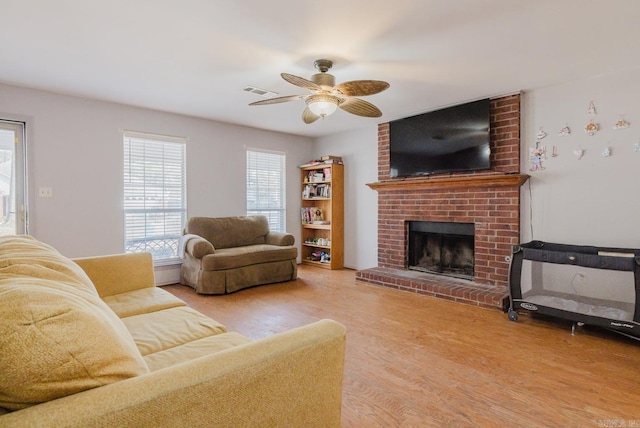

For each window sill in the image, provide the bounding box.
[154,258,182,267]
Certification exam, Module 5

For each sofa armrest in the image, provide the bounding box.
[0,319,346,428]
[72,253,155,298]
[184,235,215,258]
[266,231,295,246]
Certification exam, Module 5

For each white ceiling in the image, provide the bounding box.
[2,0,639,138]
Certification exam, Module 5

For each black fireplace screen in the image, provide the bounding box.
[408,221,475,279]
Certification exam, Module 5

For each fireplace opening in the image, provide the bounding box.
[407,221,475,280]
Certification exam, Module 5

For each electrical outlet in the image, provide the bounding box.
[38,187,53,198]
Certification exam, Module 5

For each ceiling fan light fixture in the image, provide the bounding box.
[249,59,388,124]
[306,94,339,117]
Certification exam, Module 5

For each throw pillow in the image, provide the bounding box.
[0,279,149,411]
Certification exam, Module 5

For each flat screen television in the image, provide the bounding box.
[389,98,491,177]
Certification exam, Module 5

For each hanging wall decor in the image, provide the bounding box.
[587,100,597,115]
[536,127,547,140]
[584,119,599,136]
[529,143,546,171]
[613,115,630,130]
[558,124,571,136]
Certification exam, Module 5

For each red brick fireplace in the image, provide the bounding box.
[356,94,529,309]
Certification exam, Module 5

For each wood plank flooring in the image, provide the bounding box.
[162,265,640,427]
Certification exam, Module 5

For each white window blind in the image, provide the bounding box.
[246,149,286,232]
[123,131,186,263]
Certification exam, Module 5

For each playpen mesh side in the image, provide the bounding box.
[519,259,635,321]
[512,245,639,322]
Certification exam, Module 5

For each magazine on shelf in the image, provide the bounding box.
[323,167,332,181]
[300,207,325,224]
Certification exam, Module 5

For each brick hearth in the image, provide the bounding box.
[356,267,508,310]
[356,94,527,309]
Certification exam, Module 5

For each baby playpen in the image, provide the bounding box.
[508,241,640,340]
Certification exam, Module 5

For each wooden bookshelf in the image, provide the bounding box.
[300,162,344,269]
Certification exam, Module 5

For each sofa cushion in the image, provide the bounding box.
[185,216,270,249]
[121,306,227,356]
[0,278,149,411]
[201,244,298,271]
[102,287,187,318]
[143,332,253,371]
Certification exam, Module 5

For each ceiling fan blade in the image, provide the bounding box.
[333,80,389,97]
[339,97,383,118]
[281,73,322,91]
[249,94,306,106]
[302,107,321,124]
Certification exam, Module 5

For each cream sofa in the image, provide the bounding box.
[180,216,298,294]
[0,235,346,428]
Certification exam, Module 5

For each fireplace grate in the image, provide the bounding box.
[408,221,474,280]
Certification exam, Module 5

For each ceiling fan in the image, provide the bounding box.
[249,59,389,124]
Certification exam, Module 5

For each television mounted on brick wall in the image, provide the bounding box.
[389,98,491,177]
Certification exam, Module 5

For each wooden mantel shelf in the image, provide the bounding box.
[366,173,530,191]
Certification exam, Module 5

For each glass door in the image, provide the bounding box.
[0,120,27,236]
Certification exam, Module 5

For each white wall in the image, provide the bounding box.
[313,67,640,273]
[521,68,640,249]
[0,84,312,283]
[4,67,637,285]
[314,126,379,270]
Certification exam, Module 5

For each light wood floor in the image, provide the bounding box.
[163,265,640,427]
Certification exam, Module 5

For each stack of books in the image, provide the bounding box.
[299,155,343,168]
[320,155,342,164]
[302,184,331,198]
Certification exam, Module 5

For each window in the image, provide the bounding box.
[123,131,186,264]
[246,149,286,232]
[0,120,27,236]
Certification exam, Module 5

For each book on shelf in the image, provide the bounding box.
[315,184,330,198]
[302,183,331,198]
